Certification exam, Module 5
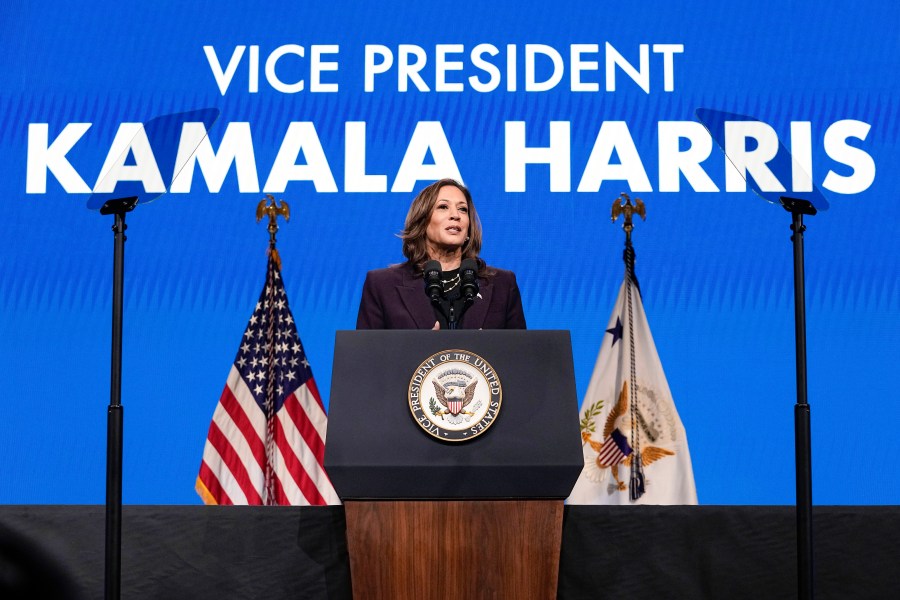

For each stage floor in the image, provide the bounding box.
[1,505,897,599]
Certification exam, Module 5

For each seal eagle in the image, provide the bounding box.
[432,380,478,418]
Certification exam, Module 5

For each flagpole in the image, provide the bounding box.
[781,196,815,600]
[256,194,290,505]
[612,193,647,501]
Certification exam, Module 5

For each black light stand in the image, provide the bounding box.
[781,196,816,600]
[99,195,138,600]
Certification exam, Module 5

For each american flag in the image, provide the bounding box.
[196,256,340,505]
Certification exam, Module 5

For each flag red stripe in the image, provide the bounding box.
[219,384,266,470]
[598,449,622,465]
[598,444,616,461]
[275,418,327,505]
[198,461,232,506]
[282,387,326,467]
[273,469,290,505]
[207,420,263,504]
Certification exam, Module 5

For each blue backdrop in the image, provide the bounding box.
[1,0,897,505]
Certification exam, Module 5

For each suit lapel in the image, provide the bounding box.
[461,278,492,329]
[397,267,437,329]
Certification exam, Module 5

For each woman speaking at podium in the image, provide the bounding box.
[356,178,526,330]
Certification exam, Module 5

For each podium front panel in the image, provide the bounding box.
[324,330,583,499]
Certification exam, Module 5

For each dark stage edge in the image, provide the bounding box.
[1,505,898,599]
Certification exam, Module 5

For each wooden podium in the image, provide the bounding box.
[344,500,563,599]
[325,331,583,599]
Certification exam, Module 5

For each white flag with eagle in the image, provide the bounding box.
[567,272,698,505]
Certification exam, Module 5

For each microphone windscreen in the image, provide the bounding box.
[423,260,442,301]
[424,260,442,276]
[460,258,479,299]
[460,258,477,275]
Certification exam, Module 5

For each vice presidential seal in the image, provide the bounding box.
[408,349,502,442]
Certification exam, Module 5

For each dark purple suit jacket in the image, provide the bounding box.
[356,263,526,329]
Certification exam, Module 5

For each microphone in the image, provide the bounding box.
[460,258,479,302]
[423,260,442,303]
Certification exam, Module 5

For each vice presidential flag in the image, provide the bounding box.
[196,256,340,505]
[567,271,697,505]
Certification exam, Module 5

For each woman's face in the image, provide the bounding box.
[425,185,470,253]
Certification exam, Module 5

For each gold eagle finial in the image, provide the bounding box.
[256,194,290,270]
[611,192,646,242]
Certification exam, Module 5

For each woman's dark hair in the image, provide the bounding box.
[399,178,489,274]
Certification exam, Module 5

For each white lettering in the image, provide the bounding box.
[505,121,571,192]
[723,121,785,193]
[605,42,649,93]
[263,122,337,192]
[170,122,259,193]
[26,123,92,193]
[93,123,165,194]
[506,44,517,91]
[790,121,813,193]
[570,44,600,92]
[652,44,684,92]
[360,42,680,94]
[265,44,306,93]
[823,120,875,194]
[249,46,259,93]
[435,44,464,92]
[657,121,718,192]
[204,45,245,96]
[364,45,393,92]
[469,44,501,92]
[391,122,462,192]
[525,44,564,92]
[577,121,652,192]
[398,45,429,92]
[344,122,387,192]
[311,45,339,92]
[206,44,340,94]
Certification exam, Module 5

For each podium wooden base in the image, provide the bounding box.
[344,500,563,600]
